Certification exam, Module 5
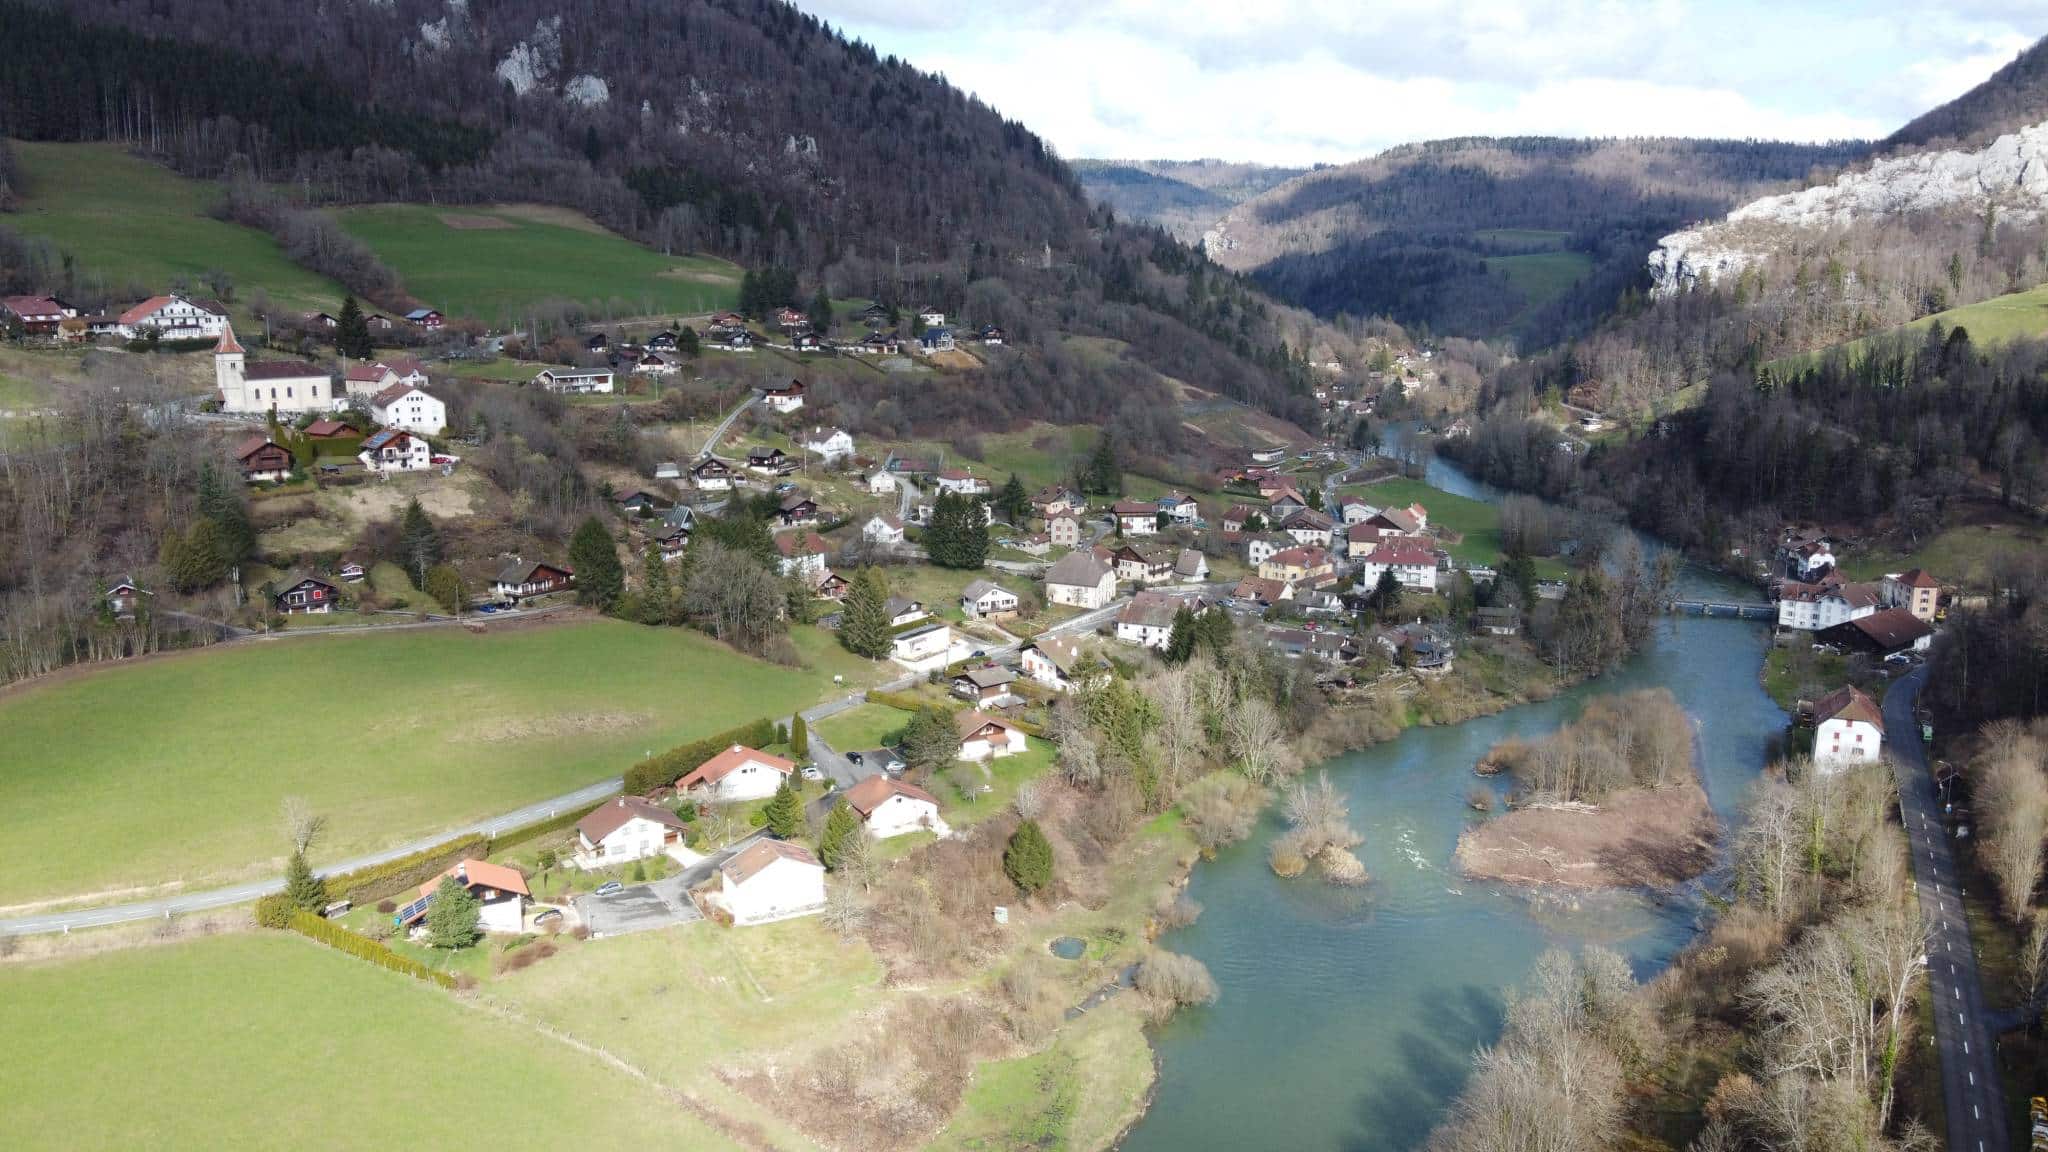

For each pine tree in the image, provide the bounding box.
[639,544,672,625]
[1374,568,1403,614]
[425,874,481,949]
[807,286,832,332]
[677,326,700,356]
[1085,430,1122,496]
[902,705,958,771]
[818,801,860,870]
[336,295,373,359]
[956,498,990,568]
[764,779,805,840]
[995,472,1030,524]
[398,498,443,587]
[1195,606,1234,660]
[1004,820,1054,895]
[840,567,892,658]
[791,713,809,758]
[569,516,625,612]
[1164,606,1197,665]
[284,850,327,911]
[423,563,466,614]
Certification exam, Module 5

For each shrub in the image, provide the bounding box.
[1136,950,1219,1007]
[254,893,294,929]
[1153,890,1203,930]
[622,718,779,796]
[286,909,456,989]
[325,833,489,906]
[375,899,397,915]
[1267,831,1310,878]
[863,688,927,713]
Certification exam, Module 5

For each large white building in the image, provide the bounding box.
[574,797,686,866]
[118,294,227,341]
[1115,589,1208,650]
[1357,538,1439,593]
[1777,581,1882,632]
[1044,551,1116,609]
[368,382,447,436]
[357,428,434,473]
[716,840,827,926]
[1813,686,1884,771]
[214,325,337,416]
[676,744,796,802]
[843,775,946,839]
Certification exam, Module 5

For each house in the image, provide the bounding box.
[534,367,614,395]
[776,491,820,528]
[1782,536,1837,582]
[1812,686,1884,771]
[1820,608,1935,657]
[706,311,747,335]
[866,468,898,495]
[935,469,990,496]
[854,302,890,325]
[1231,575,1294,607]
[1260,546,1335,586]
[116,294,228,341]
[233,435,296,483]
[1474,605,1521,635]
[1882,569,1941,623]
[761,380,806,413]
[634,350,679,377]
[1045,550,1117,608]
[343,362,398,398]
[1357,538,1439,592]
[1,295,67,335]
[103,579,151,620]
[1266,627,1356,664]
[884,597,928,628]
[960,579,1020,620]
[357,428,434,473]
[1157,492,1199,525]
[368,383,446,436]
[677,744,796,802]
[274,572,340,615]
[792,333,823,353]
[1110,543,1178,585]
[843,775,946,839]
[304,418,354,441]
[691,457,736,491]
[400,859,529,935]
[1020,634,1107,693]
[863,514,906,545]
[1048,513,1083,548]
[956,710,1026,761]
[917,328,956,354]
[1113,500,1160,536]
[1116,589,1209,649]
[1336,498,1378,525]
[978,325,1005,346]
[616,489,672,517]
[774,531,831,578]
[337,558,367,583]
[402,308,444,330]
[492,560,573,601]
[918,307,947,327]
[1360,506,1423,539]
[952,665,1018,704]
[892,621,955,667]
[800,427,856,461]
[1245,533,1292,567]
[856,333,901,355]
[774,307,809,332]
[1777,580,1882,632]
[383,356,429,388]
[1265,488,1308,520]
[715,840,826,926]
[1220,505,1260,537]
[1033,485,1079,519]
[1174,549,1210,583]
[806,568,850,600]
[1251,447,1287,465]
[722,331,755,352]
[576,797,686,865]
[647,330,680,352]
[585,332,610,352]
[656,525,692,563]
[214,326,335,416]
[1280,508,1336,548]
[1345,522,1388,560]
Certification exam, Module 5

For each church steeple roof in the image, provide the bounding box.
[215,323,245,356]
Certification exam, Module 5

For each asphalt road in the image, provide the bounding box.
[1887,666,2009,1152]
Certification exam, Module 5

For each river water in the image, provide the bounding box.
[1119,454,1783,1152]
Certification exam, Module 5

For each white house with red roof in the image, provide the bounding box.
[935,469,991,496]
[400,859,531,935]
[677,744,795,802]
[357,428,434,473]
[1112,500,1159,536]
[116,294,227,341]
[1882,568,1941,623]
[342,361,399,398]
[843,775,948,839]
[368,381,446,436]
[1812,686,1883,771]
[773,531,831,578]
[714,840,826,926]
[1357,538,1439,592]
[575,796,687,866]
[863,513,906,545]
[761,380,806,413]
[214,325,336,415]
[1776,580,1882,632]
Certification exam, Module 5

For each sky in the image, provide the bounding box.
[798,1,2047,165]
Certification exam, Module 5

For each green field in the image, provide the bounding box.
[0,619,865,906]
[332,203,741,324]
[813,702,909,753]
[0,933,732,1151]
[1356,476,1567,579]
[1485,249,1593,312]
[1836,521,2048,587]
[1773,282,2048,373]
[1473,228,1570,249]
[5,141,344,310]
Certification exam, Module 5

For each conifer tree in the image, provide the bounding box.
[398,498,442,587]
[1004,820,1053,894]
[1085,430,1123,496]
[425,874,481,949]
[807,286,832,333]
[284,850,328,912]
[791,713,809,758]
[1164,606,1197,665]
[764,779,805,840]
[839,567,893,658]
[336,294,373,359]
[569,516,624,611]
[818,801,860,870]
[639,543,672,625]
[994,472,1031,524]
[423,563,466,614]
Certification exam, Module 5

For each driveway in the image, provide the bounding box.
[573,874,703,939]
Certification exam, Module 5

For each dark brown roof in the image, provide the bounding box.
[719,839,820,886]
[842,774,939,817]
[578,796,686,843]
[1813,685,1884,732]
[1847,608,1934,653]
[234,436,285,461]
[243,360,328,381]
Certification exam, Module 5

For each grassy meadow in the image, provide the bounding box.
[1835,520,2048,587]
[1357,476,1567,578]
[1485,249,1593,313]
[4,141,343,310]
[332,203,741,323]
[0,619,867,906]
[0,933,734,1151]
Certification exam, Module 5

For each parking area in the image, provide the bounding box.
[572,878,701,939]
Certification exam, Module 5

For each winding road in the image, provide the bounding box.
[1887,666,2008,1152]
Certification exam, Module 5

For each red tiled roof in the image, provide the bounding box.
[677,744,795,790]
[2,294,62,318]
[1894,568,1940,589]
[1366,539,1436,567]
[233,436,281,461]
[214,323,244,355]
[774,532,830,556]
[118,295,176,326]
[413,858,529,908]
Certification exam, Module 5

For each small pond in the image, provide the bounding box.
[1047,935,1086,960]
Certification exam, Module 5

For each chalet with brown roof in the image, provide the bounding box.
[492,560,573,601]
[956,710,1027,761]
[715,840,826,926]
[234,436,295,483]
[273,572,340,615]
[576,797,686,865]
[843,775,946,838]
[677,744,795,802]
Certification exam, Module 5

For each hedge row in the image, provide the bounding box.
[622,717,779,797]
[863,689,926,714]
[491,803,602,854]
[324,833,490,907]
[287,909,456,989]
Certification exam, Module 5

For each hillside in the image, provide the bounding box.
[1885,37,2048,152]
[1073,159,1308,243]
[1209,136,1866,346]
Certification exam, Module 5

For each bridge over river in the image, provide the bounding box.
[1666,598,1775,620]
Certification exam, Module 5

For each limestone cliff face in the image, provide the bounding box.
[1649,121,2048,294]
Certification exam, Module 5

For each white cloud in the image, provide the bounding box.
[802,1,2045,164]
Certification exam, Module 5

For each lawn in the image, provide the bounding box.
[1761,645,1848,712]
[814,702,911,752]
[1472,228,1571,248]
[1485,249,1593,314]
[5,141,343,311]
[0,933,733,1151]
[1836,521,2048,587]
[0,370,51,410]
[941,740,1057,828]
[0,619,867,906]
[1355,475,1567,578]
[332,203,741,324]
[926,1004,1155,1152]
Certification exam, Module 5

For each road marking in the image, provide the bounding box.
[1969,1070,1975,1085]
[1959,1012,1966,1025]
[1965,1040,1970,1054]
[1974,1104,1980,1120]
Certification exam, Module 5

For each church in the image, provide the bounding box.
[214,325,337,416]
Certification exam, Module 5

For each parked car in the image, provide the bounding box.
[845,750,864,765]
[594,881,623,896]
[969,649,987,659]
[533,908,562,925]
[800,765,824,781]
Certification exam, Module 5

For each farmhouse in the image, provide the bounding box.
[534,367,615,395]
[1819,608,1935,657]
[117,294,227,341]
[774,531,831,578]
[677,744,796,802]
[1048,513,1083,548]
[800,427,856,460]
[960,579,1020,619]
[956,710,1027,761]
[575,797,686,866]
[401,859,530,935]
[1360,505,1425,539]
[1045,550,1116,609]
[716,840,826,926]
[863,514,906,544]
[1812,686,1884,771]
[273,572,340,615]
[1,294,67,334]
[691,457,736,491]
[762,380,806,413]
[1111,542,1178,585]
[1174,549,1209,582]
[1112,500,1159,536]
[233,435,296,483]
[492,559,573,601]
[215,326,334,416]
[844,775,946,839]
[357,428,434,473]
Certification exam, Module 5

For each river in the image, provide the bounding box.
[1119,453,1784,1152]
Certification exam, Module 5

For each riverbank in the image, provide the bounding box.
[1454,781,1718,888]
